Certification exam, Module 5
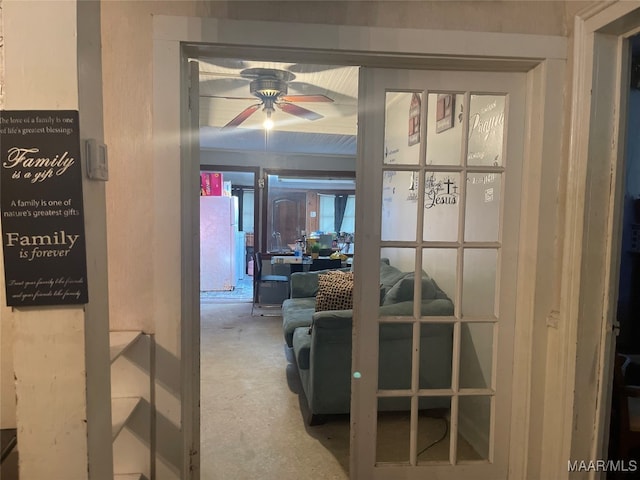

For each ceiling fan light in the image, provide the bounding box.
[263,117,274,130]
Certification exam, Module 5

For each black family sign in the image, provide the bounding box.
[1,110,88,306]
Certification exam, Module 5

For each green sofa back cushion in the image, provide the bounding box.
[379,263,407,289]
[382,272,438,305]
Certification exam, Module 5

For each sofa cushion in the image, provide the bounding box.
[292,327,312,370]
[315,270,354,312]
[282,297,316,347]
[379,263,406,288]
[290,271,321,298]
[282,296,316,315]
[382,272,438,305]
[379,263,407,301]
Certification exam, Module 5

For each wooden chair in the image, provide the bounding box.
[251,252,289,316]
[612,353,640,461]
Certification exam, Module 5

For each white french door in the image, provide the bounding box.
[351,67,526,480]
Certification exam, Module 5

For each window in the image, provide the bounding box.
[340,195,356,233]
[318,194,335,232]
[318,194,356,234]
[265,173,355,252]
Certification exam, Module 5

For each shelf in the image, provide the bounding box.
[111,333,150,478]
[109,331,142,363]
[1,429,17,463]
[111,397,141,440]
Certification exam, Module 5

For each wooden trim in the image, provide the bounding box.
[557,3,640,479]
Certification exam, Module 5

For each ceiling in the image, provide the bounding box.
[198,58,359,156]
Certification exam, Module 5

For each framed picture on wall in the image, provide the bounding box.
[408,92,422,146]
[436,93,455,133]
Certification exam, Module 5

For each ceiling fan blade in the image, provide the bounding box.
[199,58,247,70]
[288,63,344,74]
[199,77,250,95]
[278,102,323,121]
[223,104,261,129]
[200,94,256,101]
[280,94,334,103]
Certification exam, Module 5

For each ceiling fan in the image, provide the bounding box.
[200,68,334,129]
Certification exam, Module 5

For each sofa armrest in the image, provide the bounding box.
[312,309,353,327]
[310,309,353,338]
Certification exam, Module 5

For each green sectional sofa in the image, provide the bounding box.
[282,260,455,423]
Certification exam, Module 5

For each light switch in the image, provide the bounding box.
[86,139,109,181]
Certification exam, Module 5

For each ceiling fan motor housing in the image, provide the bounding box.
[250,77,288,99]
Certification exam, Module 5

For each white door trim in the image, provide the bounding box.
[555,2,640,478]
[151,16,566,479]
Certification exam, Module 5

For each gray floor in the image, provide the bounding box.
[200,302,480,479]
[200,302,349,480]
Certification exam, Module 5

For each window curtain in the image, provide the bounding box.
[334,194,348,233]
[340,196,356,233]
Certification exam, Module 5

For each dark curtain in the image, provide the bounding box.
[334,195,348,233]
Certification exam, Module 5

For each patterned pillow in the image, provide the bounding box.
[315,270,355,312]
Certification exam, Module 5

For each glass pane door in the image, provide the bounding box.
[351,69,526,480]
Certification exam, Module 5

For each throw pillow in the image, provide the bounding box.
[315,270,355,312]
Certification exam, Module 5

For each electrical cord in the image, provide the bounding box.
[417,416,449,457]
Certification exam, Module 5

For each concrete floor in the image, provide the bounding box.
[199,302,481,479]
[200,302,349,480]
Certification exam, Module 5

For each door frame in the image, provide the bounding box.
[558,3,640,477]
[152,16,567,479]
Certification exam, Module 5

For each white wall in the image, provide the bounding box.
[0,0,15,431]
[3,10,88,475]
[2,1,112,478]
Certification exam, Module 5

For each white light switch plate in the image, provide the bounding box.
[86,139,109,181]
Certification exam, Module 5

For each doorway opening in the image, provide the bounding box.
[196,57,358,479]
[199,167,256,304]
[608,33,640,470]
